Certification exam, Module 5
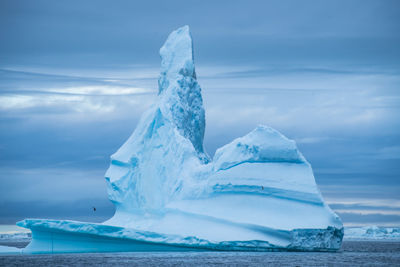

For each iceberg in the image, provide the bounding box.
[17,25,343,253]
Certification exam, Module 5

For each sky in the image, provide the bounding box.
[0,0,399,226]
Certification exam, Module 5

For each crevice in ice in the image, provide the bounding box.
[214,159,306,172]
[211,184,323,206]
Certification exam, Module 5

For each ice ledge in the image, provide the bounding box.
[17,219,343,253]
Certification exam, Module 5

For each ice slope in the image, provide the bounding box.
[17,25,343,253]
[105,25,209,213]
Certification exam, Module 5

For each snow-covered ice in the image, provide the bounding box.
[17,25,343,253]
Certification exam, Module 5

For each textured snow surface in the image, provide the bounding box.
[344,226,400,240]
[213,125,305,171]
[18,25,343,253]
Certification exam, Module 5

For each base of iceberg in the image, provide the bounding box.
[16,219,343,253]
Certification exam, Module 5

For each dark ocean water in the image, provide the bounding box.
[1,241,399,266]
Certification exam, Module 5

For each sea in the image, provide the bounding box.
[0,241,399,266]
[0,225,399,266]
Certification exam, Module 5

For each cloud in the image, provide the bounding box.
[337,212,400,226]
[328,199,400,220]
[336,210,400,216]
[376,146,400,160]
[0,199,114,224]
[0,0,399,225]
[0,167,108,202]
[295,137,333,144]
[327,198,400,209]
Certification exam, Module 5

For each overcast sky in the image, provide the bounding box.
[0,0,399,226]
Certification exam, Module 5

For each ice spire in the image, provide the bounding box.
[104,26,209,212]
[158,25,196,91]
[157,25,208,161]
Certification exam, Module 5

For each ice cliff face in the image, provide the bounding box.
[17,26,343,253]
[105,26,209,213]
[158,26,207,159]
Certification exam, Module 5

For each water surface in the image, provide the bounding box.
[0,241,399,266]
